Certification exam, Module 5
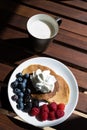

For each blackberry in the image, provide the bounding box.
[32,98,39,108]
[11,95,18,101]
[24,102,33,112]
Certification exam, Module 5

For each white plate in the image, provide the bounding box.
[8,57,79,127]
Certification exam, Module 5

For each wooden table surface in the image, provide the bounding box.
[0,0,87,129]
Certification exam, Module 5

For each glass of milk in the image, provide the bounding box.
[27,14,62,53]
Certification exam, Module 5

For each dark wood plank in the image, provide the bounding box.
[0,113,25,130]
[76,92,87,114]
[0,27,27,40]
[21,0,87,23]
[69,67,87,90]
[53,113,87,130]
[60,18,87,37]
[57,29,87,51]
[0,113,42,130]
[44,43,87,71]
[57,0,87,11]
[0,63,13,82]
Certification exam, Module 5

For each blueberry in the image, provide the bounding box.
[23,79,27,84]
[14,88,21,94]
[18,82,24,89]
[16,73,22,78]
[17,77,23,82]
[11,80,18,88]
[18,92,24,98]
[17,98,23,104]
[21,82,26,88]
[21,88,26,93]
[24,73,29,79]
[17,102,24,110]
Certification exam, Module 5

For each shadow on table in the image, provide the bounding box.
[8,115,87,130]
[53,116,87,130]
[0,38,40,64]
[0,0,18,33]
[0,0,28,36]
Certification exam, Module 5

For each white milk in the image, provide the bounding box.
[29,20,52,39]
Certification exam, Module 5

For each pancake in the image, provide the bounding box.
[22,64,70,104]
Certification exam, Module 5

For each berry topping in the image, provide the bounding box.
[57,103,65,111]
[40,104,49,113]
[56,109,65,118]
[40,111,48,121]
[48,111,56,120]
[30,107,40,116]
[48,102,57,111]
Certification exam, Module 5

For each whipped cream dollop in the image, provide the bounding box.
[30,69,56,93]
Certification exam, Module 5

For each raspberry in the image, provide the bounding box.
[40,111,48,121]
[56,109,65,118]
[30,102,65,121]
[48,111,56,120]
[40,104,49,113]
[57,103,65,111]
[30,107,40,116]
[48,102,57,111]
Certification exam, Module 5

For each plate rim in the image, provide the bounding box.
[8,57,79,127]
